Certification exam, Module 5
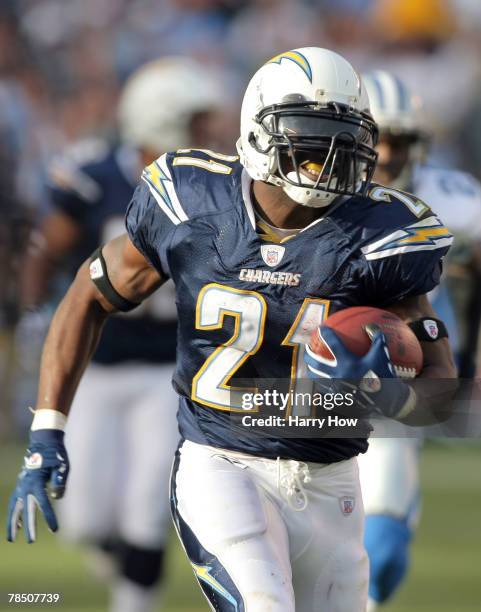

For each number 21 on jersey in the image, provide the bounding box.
[191,283,329,415]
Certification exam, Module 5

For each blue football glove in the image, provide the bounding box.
[304,324,417,419]
[7,429,69,543]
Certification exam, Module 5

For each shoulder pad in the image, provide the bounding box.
[173,148,240,167]
[364,184,452,259]
[343,184,452,305]
[366,183,432,221]
[361,213,453,261]
[141,153,188,226]
[47,138,111,203]
[141,149,242,223]
[333,183,452,260]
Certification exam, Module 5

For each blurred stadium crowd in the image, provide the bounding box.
[2,0,481,426]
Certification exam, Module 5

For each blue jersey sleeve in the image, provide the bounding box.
[125,153,187,276]
[125,182,173,276]
[365,250,444,305]
[361,213,453,305]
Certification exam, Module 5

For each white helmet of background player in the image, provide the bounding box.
[118,57,221,153]
[363,70,428,190]
[237,47,379,208]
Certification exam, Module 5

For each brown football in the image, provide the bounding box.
[309,306,423,378]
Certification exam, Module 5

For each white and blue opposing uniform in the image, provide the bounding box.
[125,149,451,611]
[358,163,481,608]
[415,164,481,375]
[47,141,179,550]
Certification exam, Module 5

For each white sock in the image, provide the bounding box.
[110,578,158,612]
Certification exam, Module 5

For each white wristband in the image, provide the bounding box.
[31,409,67,432]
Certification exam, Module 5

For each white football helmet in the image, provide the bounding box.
[363,70,428,190]
[118,57,221,153]
[237,47,378,207]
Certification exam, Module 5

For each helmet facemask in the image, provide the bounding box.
[250,100,379,207]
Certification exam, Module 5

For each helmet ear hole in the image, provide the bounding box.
[249,129,274,156]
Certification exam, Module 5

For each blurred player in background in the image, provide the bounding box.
[0,128,31,440]
[18,57,223,612]
[359,70,481,610]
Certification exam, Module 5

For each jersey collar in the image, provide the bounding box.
[241,169,351,238]
[241,169,257,230]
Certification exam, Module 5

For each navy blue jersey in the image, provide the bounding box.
[48,140,177,365]
[126,149,452,463]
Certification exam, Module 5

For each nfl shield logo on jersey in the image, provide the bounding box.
[261,244,285,267]
[339,496,355,516]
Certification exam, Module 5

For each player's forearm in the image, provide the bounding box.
[34,235,163,415]
[35,261,111,415]
[388,297,459,425]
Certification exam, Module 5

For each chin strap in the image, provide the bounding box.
[281,180,337,208]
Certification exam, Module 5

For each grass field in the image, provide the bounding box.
[1,442,480,612]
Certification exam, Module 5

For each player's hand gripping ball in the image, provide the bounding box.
[304,307,423,419]
[310,307,423,378]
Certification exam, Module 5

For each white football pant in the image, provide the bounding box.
[171,440,368,612]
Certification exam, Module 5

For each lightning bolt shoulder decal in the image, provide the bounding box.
[141,154,187,225]
[361,216,453,260]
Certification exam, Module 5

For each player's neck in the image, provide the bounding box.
[252,180,325,229]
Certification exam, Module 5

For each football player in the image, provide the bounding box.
[359,70,481,610]
[16,57,223,612]
[7,48,457,612]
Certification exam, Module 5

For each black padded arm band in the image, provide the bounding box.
[408,317,448,342]
[89,247,140,312]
